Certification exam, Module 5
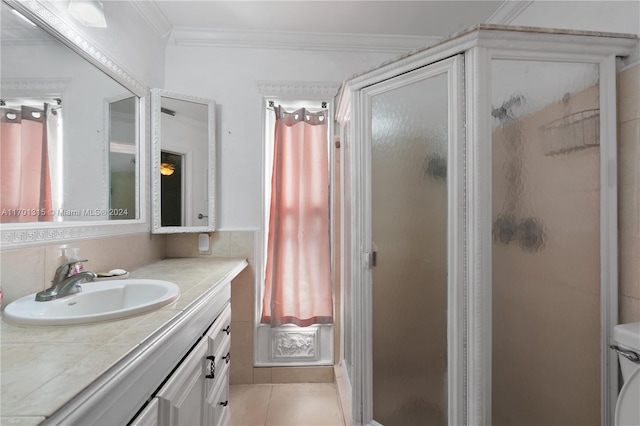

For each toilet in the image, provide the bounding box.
[612,322,640,426]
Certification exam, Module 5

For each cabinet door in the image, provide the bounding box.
[157,338,207,426]
[130,398,159,426]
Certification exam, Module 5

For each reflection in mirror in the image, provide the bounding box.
[0,1,140,225]
[160,150,184,226]
[109,96,137,220]
[151,90,216,233]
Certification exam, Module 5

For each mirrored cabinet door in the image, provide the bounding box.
[151,89,216,233]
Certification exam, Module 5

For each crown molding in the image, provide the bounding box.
[485,0,534,25]
[168,28,438,54]
[128,0,173,40]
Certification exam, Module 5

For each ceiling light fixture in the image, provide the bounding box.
[160,162,175,176]
[68,0,107,28]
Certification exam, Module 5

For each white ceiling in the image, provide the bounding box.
[152,0,505,38]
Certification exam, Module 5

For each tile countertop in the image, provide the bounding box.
[0,257,248,426]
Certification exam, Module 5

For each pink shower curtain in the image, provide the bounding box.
[261,106,333,328]
[1,105,52,223]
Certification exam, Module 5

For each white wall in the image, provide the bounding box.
[164,45,400,229]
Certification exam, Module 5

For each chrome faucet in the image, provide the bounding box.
[35,259,97,302]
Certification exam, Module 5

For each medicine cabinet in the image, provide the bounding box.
[150,89,216,233]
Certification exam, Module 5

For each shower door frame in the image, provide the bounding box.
[343,26,636,426]
[349,54,467,425]
[465,44,624,426]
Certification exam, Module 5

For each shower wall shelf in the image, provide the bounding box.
[540,108,601,155]
[336,24,637,426]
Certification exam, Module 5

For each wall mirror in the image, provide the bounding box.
[151,89,216,233]
[0,0,147,249]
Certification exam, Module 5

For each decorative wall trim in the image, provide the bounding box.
[255,324,333,366]
[1,222,147,250]
[1,78,70,94]
[257,81,341,100]
[271,329,319,361]
[169,28,436,54]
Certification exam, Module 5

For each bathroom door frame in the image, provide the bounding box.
[350,54,466,426]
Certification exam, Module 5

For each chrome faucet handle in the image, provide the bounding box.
[53,259,89,283]
[37,266,95,302]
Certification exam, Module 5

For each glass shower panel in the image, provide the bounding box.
[371,71,448,425]
[491,59,601,425]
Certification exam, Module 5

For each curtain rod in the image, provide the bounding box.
[267,100,328,109]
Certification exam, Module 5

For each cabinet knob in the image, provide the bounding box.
[219,401,228,407]
[224,352,231,364]
[205,355,215,379]
[222,325,231,335]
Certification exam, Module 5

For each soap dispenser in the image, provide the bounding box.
[65,247,84,276]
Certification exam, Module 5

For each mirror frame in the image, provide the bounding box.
[150,89,216,233]
[0,0,149,250]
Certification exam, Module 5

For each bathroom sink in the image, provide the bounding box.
[3,279,181,326]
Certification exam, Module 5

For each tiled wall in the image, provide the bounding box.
[491,81,602,425]
[165,231,256,385]
[618,64,640,324]
[0,233,166,310]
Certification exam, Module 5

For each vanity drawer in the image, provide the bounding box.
[208,304,231,356]
[205,335,231,397]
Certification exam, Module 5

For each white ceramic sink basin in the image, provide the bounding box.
[3,279,181,326]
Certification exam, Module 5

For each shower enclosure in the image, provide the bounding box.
[336,25,636,426]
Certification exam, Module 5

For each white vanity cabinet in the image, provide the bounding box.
[154,305,232,426]
[26,259,248,426]
[130,399,159,426]
[156,336,208,425]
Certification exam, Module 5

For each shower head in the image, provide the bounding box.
[492,93,526,120]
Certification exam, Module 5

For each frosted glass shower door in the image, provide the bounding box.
[363,56,462,426]
[490,59,603,425]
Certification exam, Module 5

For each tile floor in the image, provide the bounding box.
[229,383,345,426]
